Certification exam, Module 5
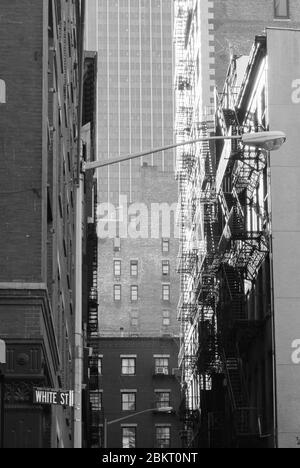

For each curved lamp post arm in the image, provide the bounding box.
[82,131,286,171]
[103,407,173,448]
[83,135,241,171]
[107,408,158,426]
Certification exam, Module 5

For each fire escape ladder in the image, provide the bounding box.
[222,265,245,322]
[222,348,260,439]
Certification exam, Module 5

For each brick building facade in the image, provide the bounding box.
[92,337,182,449]
[0,0,84,448]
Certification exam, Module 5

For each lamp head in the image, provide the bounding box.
[157,406,173,413]
[241,131,286,151]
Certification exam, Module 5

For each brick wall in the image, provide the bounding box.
[0,0,45,282]
[98,337,182,449]
[98,165,180,337]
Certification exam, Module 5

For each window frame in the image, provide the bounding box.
[162,284,170,302]
[162,238,170,253]
[274,0,290,19]
[162,310,171,327]
[90,390,103,411]
[131,285,139,302]
[114,284,121,301]
[154,357,169,375]
[121,358,136,376]
[121,392,137,412]
[114,259,121,278]
[155,391,171,409]
[156,426,171,449]
[130,260,138,277]
[162,260,170,276]
[122,426,136,449]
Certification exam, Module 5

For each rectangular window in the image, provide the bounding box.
[155,358,169,375]
[114,260,121,277]
[130,310,139,328]
[274,0,289,18]
[162,310,171,327]
[98,357,102,376]
[131,285,138,301]
[122,393,136,411]
[130,260,138,277]
[114,285,121,301]
[122,427,136,449]
[90,390,102,411]
[162,285,170,302]
[122,358,136,375]
[155,392,171,409]
[162,261,170,276]
[156,427,171,449]
[162,239,170,253]
[90,355,102,376]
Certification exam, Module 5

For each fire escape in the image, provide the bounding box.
[174,1,202,447]
[87,190,104,448]
[214,92,268,447]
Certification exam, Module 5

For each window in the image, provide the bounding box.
[156,427,171,449]
[162,285,170,302]
[122,427,136,449]
[90,355,102,376]
[162,239,170,253]
[122,392,136,411]
[162,310,171,327]
[0,79,6,104]
[155,391,170,409]
[162,261,170,276]
[131,285,138,301]
[155,358,169,375]
[130,260,138,277]
[90,390,102,411]
[274,0,289,18]
[114,285,121,301]
[114,260,121,277]
[122,358,136,375]
[130,310,139,328]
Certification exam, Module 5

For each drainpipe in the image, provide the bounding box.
[74,172,84,448]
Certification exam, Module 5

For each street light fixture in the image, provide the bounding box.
[82,130,286,172]
[241,130,286,151]
[104,406,173,449]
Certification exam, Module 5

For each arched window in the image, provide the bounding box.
[0,79,6,104]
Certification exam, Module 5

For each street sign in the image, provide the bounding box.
[33,388,74,407]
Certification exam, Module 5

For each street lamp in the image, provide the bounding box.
[104,406,173,449]
[75,129,286,447]
[82,131,286,171]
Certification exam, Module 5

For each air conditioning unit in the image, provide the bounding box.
[156,367,168,375]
